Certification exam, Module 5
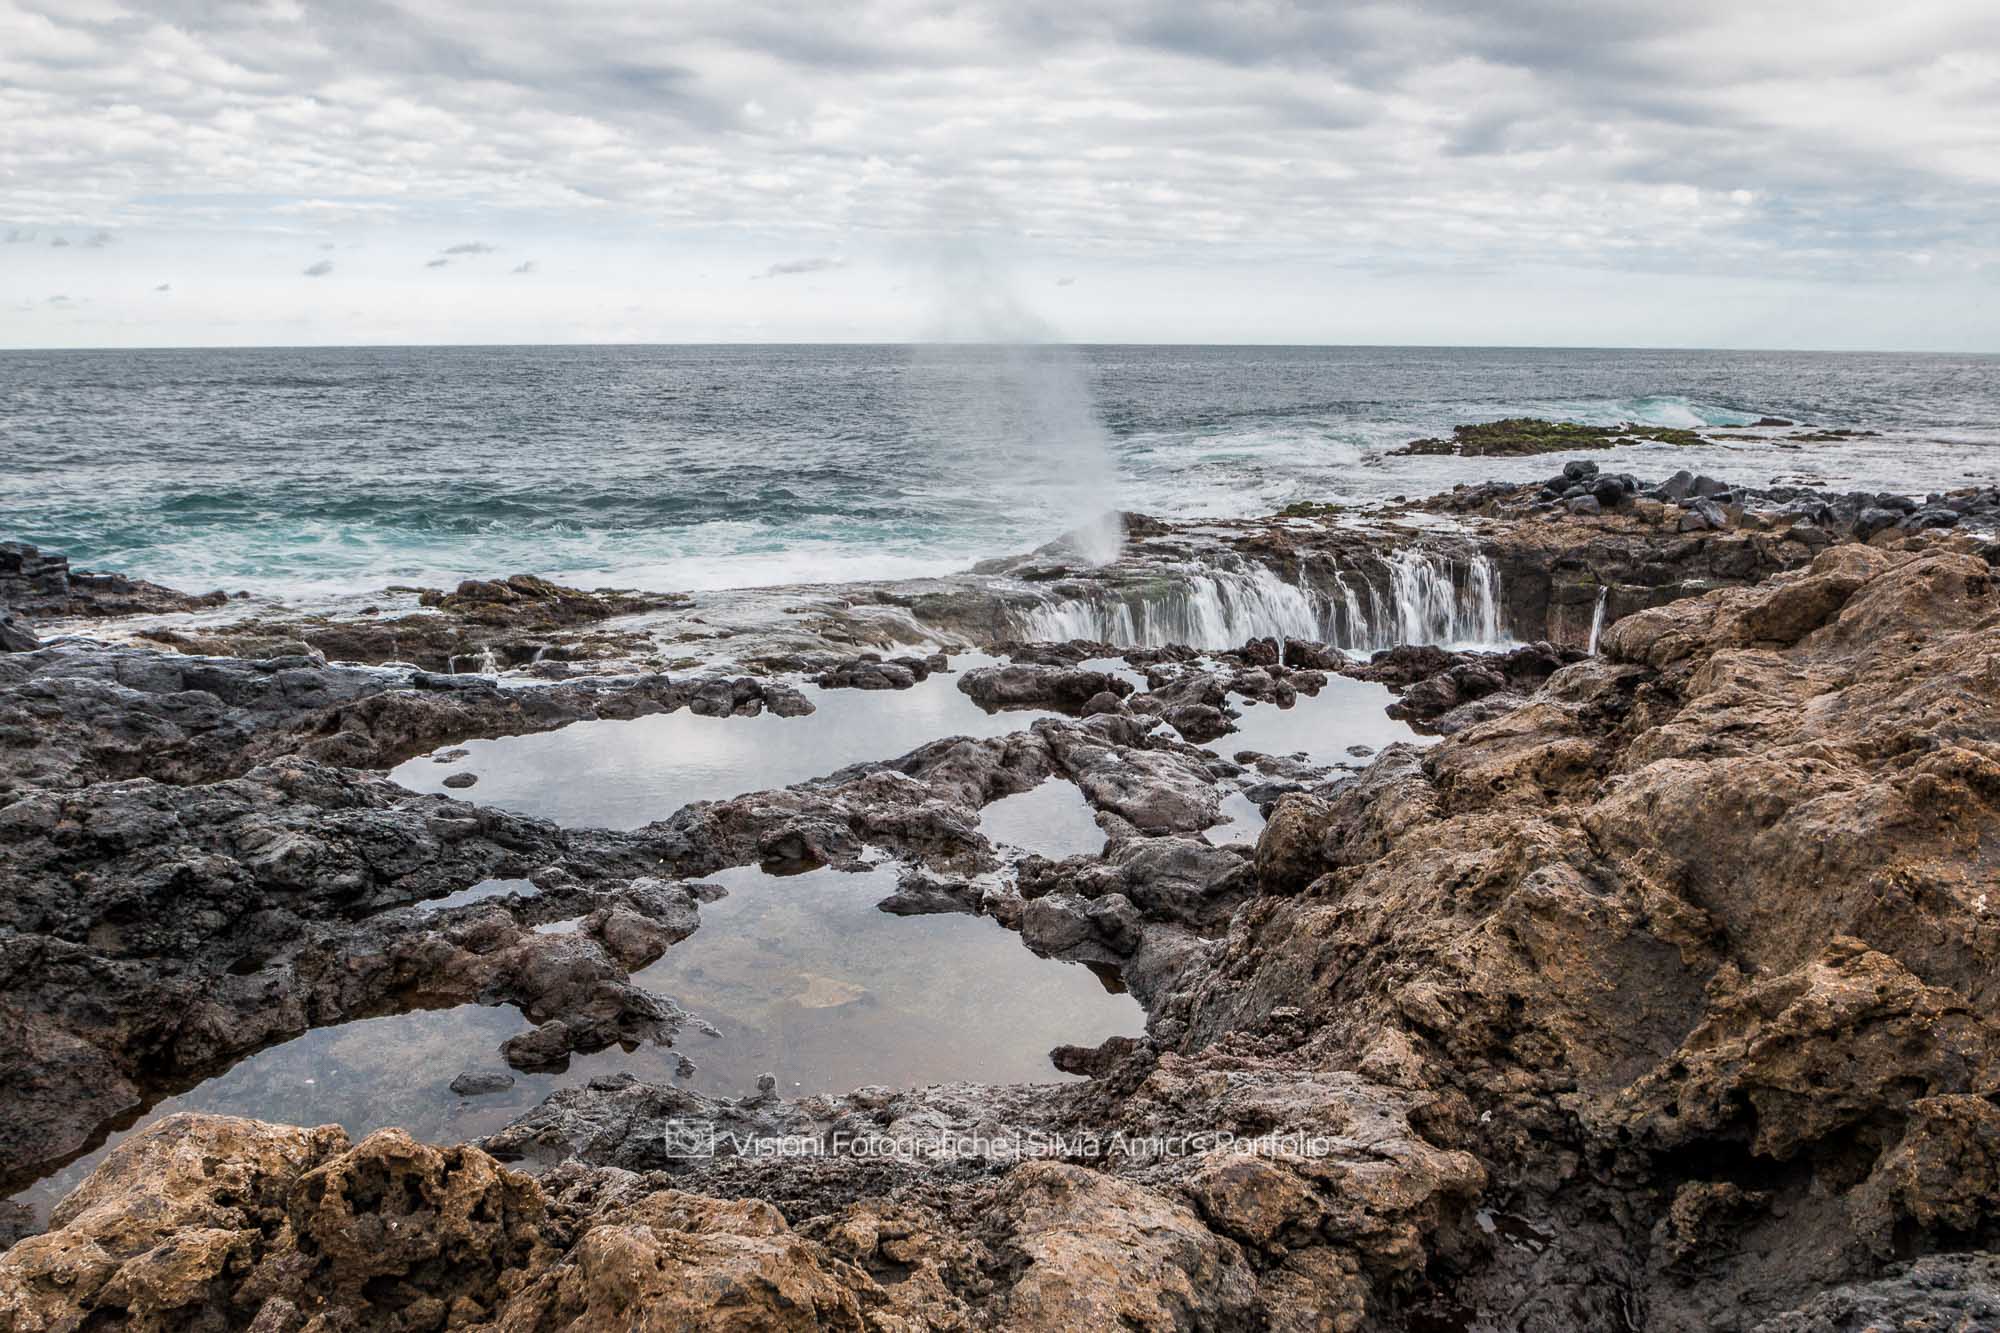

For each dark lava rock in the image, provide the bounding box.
[1164,702,1231,743]
[0,611,36,653]
[442,772,479,789]
[1655,469,1697,502]
[0,541,227,620]
[1279,639,1346,671]
[1678,498,1729,532]
[958,664,1134,714]
[1854,506,1904,540]
[450,1071,517,1096]
[1903,505,1961,532]
[1081,690,1126,717]
[0,756,698,1179]
[812,653,938,690]
[0,643,813,795]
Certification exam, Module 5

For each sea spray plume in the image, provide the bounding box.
[909,227,1122,566]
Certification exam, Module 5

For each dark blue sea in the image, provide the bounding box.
[3,344,1995,598]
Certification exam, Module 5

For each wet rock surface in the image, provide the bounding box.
[6,513,2000,1329]
[1429,468,2000,644]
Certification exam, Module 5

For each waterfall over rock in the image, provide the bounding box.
[1019,549,1505,652]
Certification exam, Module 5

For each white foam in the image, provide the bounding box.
[1020,551,1506,651]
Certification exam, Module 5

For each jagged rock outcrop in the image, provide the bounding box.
[135,572,692,671]
[0,643,809,794]
[1340,640,1586,731]
[8,527,2000,1330]
[0,757,699,1180]
[1161,539,2000,1328]
[957,663,1134,713]
[0,541,227,620]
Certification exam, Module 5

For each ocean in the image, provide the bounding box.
[3,344,1995,601]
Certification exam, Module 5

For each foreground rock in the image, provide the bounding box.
[8,525,2000,1329]
[0,757,706,1180]
[1191,541,2000,1327]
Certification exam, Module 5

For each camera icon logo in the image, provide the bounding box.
[662,1121,716,1158]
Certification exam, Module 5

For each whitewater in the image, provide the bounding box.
[4,344,1995,604]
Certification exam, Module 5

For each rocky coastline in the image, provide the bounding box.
[3,468,1999,1330]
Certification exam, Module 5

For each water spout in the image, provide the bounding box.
[1587,587,1609,655]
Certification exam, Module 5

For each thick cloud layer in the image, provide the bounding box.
[1,0,1995,346]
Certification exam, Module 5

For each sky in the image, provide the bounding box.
[2,0,1997,350]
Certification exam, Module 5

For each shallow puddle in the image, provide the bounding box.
[12,1005,556,1226]
[1208,674,1415,768]
[422,877,538,912]
[11,862,1141,1227]
[977,778,1105,860]
[586,862,1142,1100]
[1209,791,1268,843]
[390,654,1060,829]
[1077,656,1151,692]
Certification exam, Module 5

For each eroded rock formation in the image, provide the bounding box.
[5,523,1999,1331]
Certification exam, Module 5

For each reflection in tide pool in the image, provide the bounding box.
[591,862,1142,1100]
[389,654,1057,829]
[422,877,537,912]
[12,863,1143,1226]
[978,778,1105,860]
[1209,791,1268,843]
[1207,674,1416,769]
[12,1005,556,1226]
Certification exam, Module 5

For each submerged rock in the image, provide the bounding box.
[137,571,692,672]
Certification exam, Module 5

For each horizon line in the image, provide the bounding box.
[3,339,1997,357]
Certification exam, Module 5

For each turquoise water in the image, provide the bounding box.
[5,344,1995,599]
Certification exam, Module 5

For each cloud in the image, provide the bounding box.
[303,260,334,277]
[512,260,538,274]
[50,236,70,248]
[2,0,1998,343]
[757,256,846,279]
[425,257,450,268]
[46,294,70,305]
[1055,276,1076,287]
[2,229,32,244]
[84,230,113,248]
[154,283,171,292]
